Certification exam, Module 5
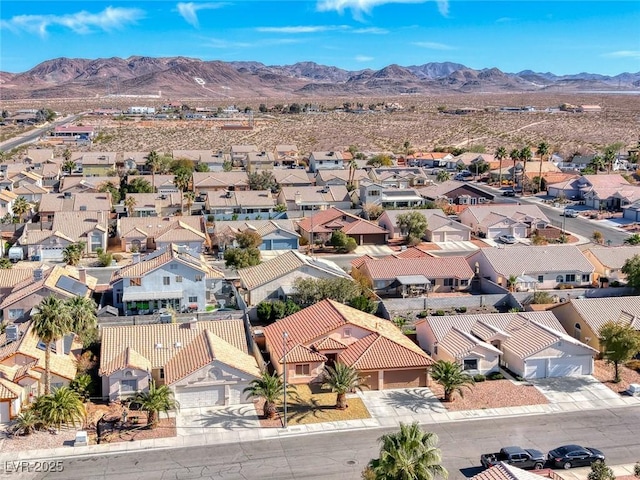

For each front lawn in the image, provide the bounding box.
[275,384,371,426]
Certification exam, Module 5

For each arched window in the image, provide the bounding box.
[556,275,564,283]
[573,323,581,340]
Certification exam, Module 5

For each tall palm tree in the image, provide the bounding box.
[62,242,85,266]
[133,380,179,429]
[537,141,549,193]
[63,148,72,162]
[34,386,85,431]
[509,148,520,192]
[12,196,31,223]
[347,159,358,190]
[494,146,507,187]
[321,362,365,410]
[520,146,533,195]
[66,296,97,346]
[184,191,196,215]
[603,146,616,174]
[124,195,137,217]
[243,371,296,419]
[430,360,474,403]
[32,295,72,394]
[367,422,448,480]
[62,159,76,175]
[144,150,161,193]
[174,170,191,214]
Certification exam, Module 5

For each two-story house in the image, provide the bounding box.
[358,181,424,208]
[309,151,345,172]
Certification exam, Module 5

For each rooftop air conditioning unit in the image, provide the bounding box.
[5,324,19,342]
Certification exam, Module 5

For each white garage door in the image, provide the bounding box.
[0,401,10,423]
[524,358,547,379]
[513,227,527,238]
[548,357,591,377]
[431,232,445,242]
[175,386,224,408]
[488,228,511,239]
[445,232,467,242]
[40,247,64,261]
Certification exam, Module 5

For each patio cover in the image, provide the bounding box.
[391,275,430,286]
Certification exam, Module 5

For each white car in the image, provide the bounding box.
[563,209,579,218]
[498,234,518,244]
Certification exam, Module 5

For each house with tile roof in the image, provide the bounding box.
[262,299,434,389]
[271,169,314,188]
[550,296,640,351]
[59,175,119,194]
[38,192,112,223]
[279,185,353,212]
[547,174,635,209]
[0,322,82,422]
[213,219,300,251]
[237,250,351,306]
[417,180,495,206]
[368,167,432,189]
[296,207,388,246]
[192,171,250,195]
[406,151,453,168]
[583,246,640,283]
[118,215,207,253]
[309,151,345,172]
[172,150,230,171]
[0,265,98,323]
[315,169,369,189]
[358,181,425,209]
[353,256,474,296]
[274,145,300,167]
[99,319,260,406]
[378,209,471,242]
[230,145,259,167]
[245,151,276,172]
[17,210,109,261]
[122,192,181,218]
[467,245,594,290]
[416,311,597,379]
[206,190,276,217]
[458,205,549,240]
[469,461,556,480]
[111,244,224,315]
[78,152,117,177]
[0,190,18,220]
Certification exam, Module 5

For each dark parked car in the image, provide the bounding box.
[502,189,516,197]
[548,444,605,469]
[481,446,546,470]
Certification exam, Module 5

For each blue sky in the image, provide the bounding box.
[1,1,639,75]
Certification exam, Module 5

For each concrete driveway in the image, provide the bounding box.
[530,375,625,410]
[358,388,446,426]
[177,404,260,436]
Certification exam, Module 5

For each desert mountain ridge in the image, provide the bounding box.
[1,56,639,100]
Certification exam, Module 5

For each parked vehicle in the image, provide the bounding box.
[481,446,547,470]
[563,209,579,218]
[8,246,25,262]
[502,189,516,197]
[547,444,605,469]
[498,234,518,244]
[454,171,473,181]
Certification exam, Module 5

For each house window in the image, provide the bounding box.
[188,296,198,303]
[120,379,138,393]
[582,274,590,282]
[295,364,310,376]
[195,274,203,282]
[159,368,165,379]
[463,359,478,371]
[343,328,352,338]
[460,279,469,286]
[370,190,380,197]
[8,309,24,319]
[130,278,142,287]
[573,323,581,340]
[163,276,170,285]
[433,345,438,355]
[443,278,454,287]
[555,275,564,283]
[565,274,576,282]
[537,275,544,283]
[175,276,183,283]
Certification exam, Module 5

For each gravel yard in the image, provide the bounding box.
[592,359,640,395]
[429,379,549,412]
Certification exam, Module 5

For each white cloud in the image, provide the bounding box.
[316,0,448,18]
[603,50,640,59]
[413,41,455,50]
[355,55,374,62]
[256,25,340,33]
[496,17,514,23]
[352,27,388,34]
[176,2,226,28]
[204,37,300,49]
[1,7,144,36]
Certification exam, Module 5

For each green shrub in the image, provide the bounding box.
[487,372,504,380]
[609,280,622,287]
[256,301,273,323]
[556,283,574,290]
[435,310,445,316]
[205,305,215,312]
[455,306,467,313]
[473,374,486,382]
[417,310,429,318]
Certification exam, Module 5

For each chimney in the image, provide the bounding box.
[78,267,87,285]
[132,252,140,264]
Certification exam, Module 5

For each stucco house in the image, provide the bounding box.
[262,299,434,390]
[274,145,300,167]
[458,205,549,239]
[213,219,300,251]
[296,207,388,246]
[38,192,112,223]
[368,167,431,189]
[583,246,640,284]
[309,151,345,172]
[467,245,594,290]
[278,186,352,212]
[237,250,351,306]
[378,209,471,242]
[417,180,494,206]
[550,296,640,352]
[358,181,425,208]
[416,311,597,379]
[111,244,224,315]
[192,172,250,195]
[315,169,369,189]
[99,320,260,406]
[271,169,314,188]
[118,216,208,253]
[0,322,82,422]
[78,152,118,176]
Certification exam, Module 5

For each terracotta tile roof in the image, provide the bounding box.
[475,245,594,276]
[282,344,327,364]
[39,192,112,213]
[360,256,474,280]
[100,347,152,377]
[0,269,37,289]
[314,336,348,350]
[99,320,250,376]
[462,205,549,225]
[340,333,433,369]
[271,170,313,186]
[193,171,249,189]
[155,221,208,243]
[296,207,358,232]
[394,247,434,259]
[164,329,260,383]
[264,299,433,368]
[439,328,500,358]
[0,378,20,400]
[119,216,204,239]
[340,219,388,235]
[586,246,640,270]
[214,219,298,239]
[238,250,349,290]
[553,296,640,333]
[470,462,545,480]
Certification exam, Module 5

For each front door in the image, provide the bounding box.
[325,353,337,368]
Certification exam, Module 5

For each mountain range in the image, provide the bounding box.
[1,56,639,100]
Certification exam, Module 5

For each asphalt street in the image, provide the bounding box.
[0,114,81,152]
[13,406,640,480]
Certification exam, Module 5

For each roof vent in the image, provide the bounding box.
[225,191,232,198]
[5,324,19,342]
[79,205,87,211]
[33,268,44,281]
[63,191,72,198]
[174,342,182,348]
[155,342,163,349]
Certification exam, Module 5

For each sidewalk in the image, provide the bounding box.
[2,380,639,463]
[558,463,638,480]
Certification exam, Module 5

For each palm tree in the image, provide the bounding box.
[436,170,450,183]
[509,148,520,192]
[589,155,605,174]
[66,296,97,346]
[62,159,76,175]
[12,196,31,223]
[174,170,191,214]
[11,409,43,436]
[0,258,12,269]
[494,146,507,187]
[321,362,365,410]
[603,146,616,174]
[133,380,179,429]
[367,422,448,480]
[145,150,161,193]
[507,274,519,292]
[243,371,295,420]
[347,159,358,190]
[537,141,549,193]
[34,387,85,431]
[124,195,137,217]
[62,242,85,266]
[184,191,196,215]
[520,146,533,195]
[624,233,640,245]
[32,295,72,394]
[63,148,72,162]
[430,360,474,403]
